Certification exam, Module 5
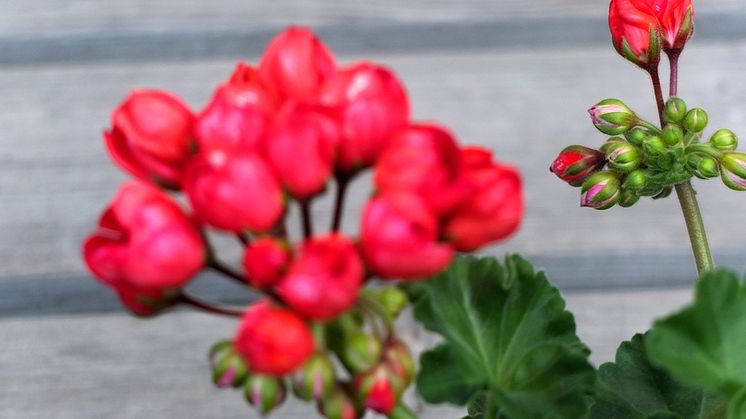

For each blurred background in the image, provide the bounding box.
[2,0,746,417]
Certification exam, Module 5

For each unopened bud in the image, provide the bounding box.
[292,353,336,401]
[600,137,626,154]
[318,386,360,419]
[605,141,641,172]
[664,97,687,124]
[588,99,638,135]
[209,340,248,388]
[687,154,719,179]
[661,124,684,146]
[643,135,667,157]
[244,374,287,415]
[622,169,649,191]
[363,287,408,319]
[720,152,746,191]
[340,332,382,372]
[625,128,651,147]
[580,171,621,210]
[709,129,738,151]
[382,339,415,386]
[684,108,708,133]
[550,145,606,187]
[353,363,404,415]
[618,189,640,208]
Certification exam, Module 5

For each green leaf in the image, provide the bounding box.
[590,333,726,419]
[407,255,595,419]
[645,269,746,417]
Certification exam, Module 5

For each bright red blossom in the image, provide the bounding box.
[276,234,363,321]
[653,0,694,51]
[235,300,315,376]
[361,193,453,280]
[184,150,284,232]
[242,237,291,289]
[83,181,205,291]
[319,62,410,172]
[105,90,194,187]
[444,147,523,252]
[375,123,472,216]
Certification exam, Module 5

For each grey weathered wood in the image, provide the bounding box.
[0,286,691,418]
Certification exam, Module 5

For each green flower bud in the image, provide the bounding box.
[625,127,651,147]
[339,332,382,372]
[642,135,667,157]
[292,353,336,401]
[588,99,638,135]
[652,186,673,200]
[317,386,360,419]
[687,154,720,179]
[664,97,687,124]
[605,141,641,172]
[720,152,746,191]
[661,124,684,146]
[600,137,626,154]
[684,108,708,133]
[209,340,249,388]
[623,169,649,191]
[709,129,738,151]
[244,374,287,415]
[580,170,621,210]
[362,287,409,319]
[618,189,640,208]
[382,339,415,386]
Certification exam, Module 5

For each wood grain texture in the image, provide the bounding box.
[0,286,692,419]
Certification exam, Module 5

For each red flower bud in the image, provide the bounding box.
[265,104,340,199]
[83,181,205,291]
[195,67,276,154]
[353,364,404,415]
[276,234,363,321]
[361,193,453,280]
[655,0,694,52]
[550,145,607,186]
[444,147,523,252]
[259,26,336,102]
[235,300,315,376]
[609,0,661,69]
[115,283,179,317]
[242,237,291,289]
[319,62,410,172]
[184,150,284,233]
[375,123,472,216]
[382,339,415,386]
[105,90,195,187]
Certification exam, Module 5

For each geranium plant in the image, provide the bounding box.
[82,1,746,418]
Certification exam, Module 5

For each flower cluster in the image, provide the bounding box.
[552,97,745,209]
[83,26,523,417]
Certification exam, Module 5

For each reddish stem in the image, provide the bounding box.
[179,292,244,317]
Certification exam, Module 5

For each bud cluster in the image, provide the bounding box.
[551,97,744,209]
[82,26,525,418]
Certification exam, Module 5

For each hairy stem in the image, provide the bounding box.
[674,182,714,273]
[667,50,681,97]
[209,259,247,286]
[301,200,313,239]
[180,292,244,317]
[649,68,666,125]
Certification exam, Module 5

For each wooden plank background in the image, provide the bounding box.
[1,1,746,417]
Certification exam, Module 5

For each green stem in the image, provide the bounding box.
[638,119,663,134]
[387,403,418,419]
[485,393,500,419]
[674,182,714,274]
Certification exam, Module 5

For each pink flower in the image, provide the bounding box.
[235,300,315,376]
[258,26,336,102]
[375,123,472,216]
[444,147,523,251]
[276,234,363,321]
[184,150,285,232]
[242,237,291,289]
[361,193,453,280]
[195,64,276,154]
[319,62,410,172]
[105,90,195,187]
[265,104,340,199]
[83,181,205,291]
